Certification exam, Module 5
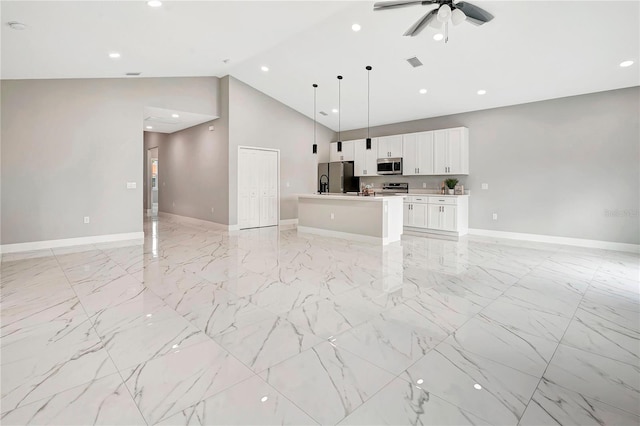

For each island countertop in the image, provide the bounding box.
[297,193,406,202]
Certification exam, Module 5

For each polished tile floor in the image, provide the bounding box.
[1,215,639,425]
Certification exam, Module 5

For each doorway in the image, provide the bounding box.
[238,147,279,229]
[147,147,159,217]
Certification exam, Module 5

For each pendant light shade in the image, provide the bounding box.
[312,83,318,155]
[451,8,466,25]
[365,66,372,150]
[437,4,451,22]
[336,75,343,152]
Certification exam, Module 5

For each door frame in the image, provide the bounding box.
[147,146,159,216]
[237,146,280,230]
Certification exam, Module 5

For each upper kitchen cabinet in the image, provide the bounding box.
[433,127,469,175]
[403,131,434,176]
[354,138,378,177]
[329,140,354,162]
[377,135,403,158]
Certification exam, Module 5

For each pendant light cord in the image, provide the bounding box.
[313,84,317,146]
[366,66,372,139]
[337,75,342,141]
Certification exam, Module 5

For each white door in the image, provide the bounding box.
[239,148,278,229]
[259,150,278,227]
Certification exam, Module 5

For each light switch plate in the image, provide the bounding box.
[84,216,90,224]
[482,183,489,190]
[126,182,136,189]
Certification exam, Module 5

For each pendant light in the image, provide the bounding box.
[365,66,372,150]
[337,75,343,152]
[312,83,318,154]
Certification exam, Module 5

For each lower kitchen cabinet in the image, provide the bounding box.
[403,201,427,228]
[403,195,469,237]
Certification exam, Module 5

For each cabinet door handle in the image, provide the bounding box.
[417,168,420,173]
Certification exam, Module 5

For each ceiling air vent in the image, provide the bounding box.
[319,111,328,116]
[126,72,141,76]
[406,57,423,68]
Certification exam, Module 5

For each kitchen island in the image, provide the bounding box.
[297,194,405,245]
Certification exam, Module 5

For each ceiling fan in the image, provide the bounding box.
[373,0,494,40]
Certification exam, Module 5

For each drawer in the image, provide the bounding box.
[428,196,457,205]
[406,196,429,204]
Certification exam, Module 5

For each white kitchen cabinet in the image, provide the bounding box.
[329,140,355,162]
[427,204,457,231]
[354,138,378,177]
[402,131,434,176]
[377,135,403,158]
[433,127,469,175]
[404,195,469,237]
[403,196,428,228]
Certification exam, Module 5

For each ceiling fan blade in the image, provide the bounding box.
[373,0,434,11]
[403,9,438,37]
[455,2,494,25]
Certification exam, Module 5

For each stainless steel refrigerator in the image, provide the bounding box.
[317,162,359,193]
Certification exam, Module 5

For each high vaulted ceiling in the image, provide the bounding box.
[2,1,639,131]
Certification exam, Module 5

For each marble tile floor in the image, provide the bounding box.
[1,215,639,425]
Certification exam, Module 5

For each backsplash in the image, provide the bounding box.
[360,175,468,193]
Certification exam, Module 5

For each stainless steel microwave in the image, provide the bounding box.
[377,158,402,175]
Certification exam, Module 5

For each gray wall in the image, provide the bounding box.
[227,76,334,225]
[340,87,640,245]
[1,77,219,244]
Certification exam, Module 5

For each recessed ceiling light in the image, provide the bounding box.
[171,113,179,118]
[8,21,27,30]
[352,23,361,32]
[477,89,487,95]
[146,126,153,129]
[620,60,634,68]
[147,0,162,7]
[260,396,269,402]
[332,108,339,113]
[261,65,269,72]
[474,383,483,390]
[419,88,427,94]
[416,379,424,384]
[109,52,121,59]
[433,33,444,41]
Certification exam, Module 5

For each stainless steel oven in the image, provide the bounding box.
[376,158,402,175]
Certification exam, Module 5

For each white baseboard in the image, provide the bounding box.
[279,219,298,226]
[0,232,145,254]
[468,228,640,253]
[228,224,240,231]
[158,212,233,231]
[297,226,398,245]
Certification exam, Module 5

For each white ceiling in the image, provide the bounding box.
[2,1,639,131]
[143,106,217,133]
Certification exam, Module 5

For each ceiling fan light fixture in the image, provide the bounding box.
[429,18,443,30]
[437,4,451,22]
[451,8,466,25]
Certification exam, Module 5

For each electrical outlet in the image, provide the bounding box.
[482,183,489,190]
[84,216,90,224]
[330,213,335,220]
[422,182,427,188]
[492,213,498,221]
